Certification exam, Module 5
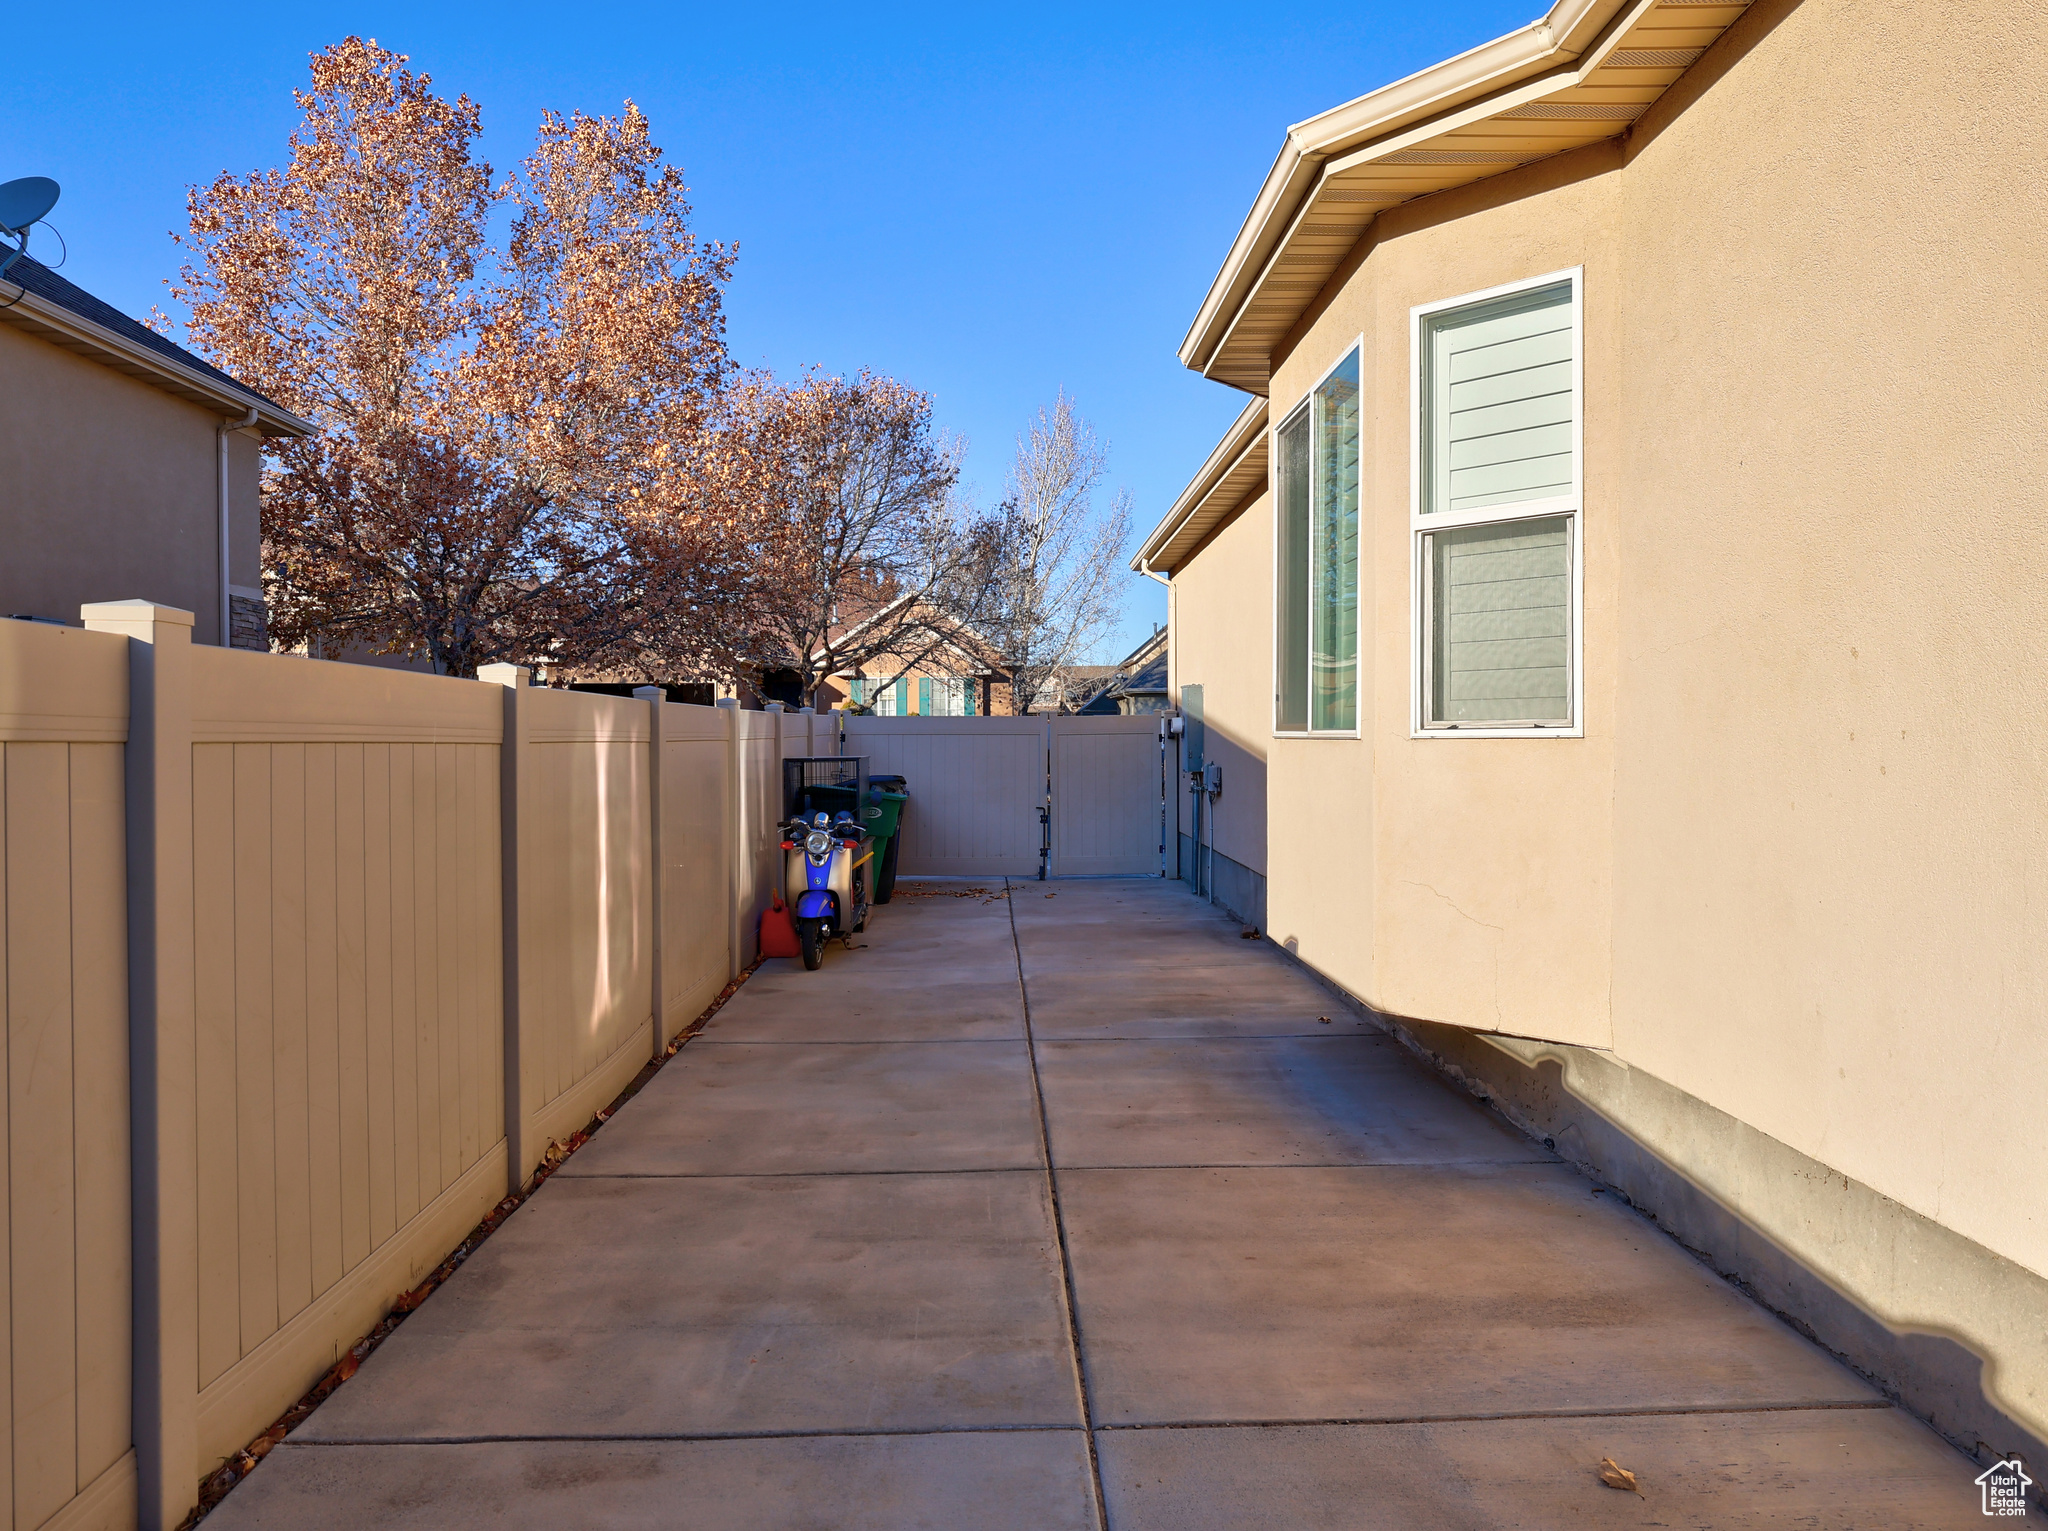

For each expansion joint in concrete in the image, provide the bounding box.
[1005,876,1112,1531]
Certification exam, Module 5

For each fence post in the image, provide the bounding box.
[634,687,666,1060]
[764,705,786,972]
[479,664,534,1196]
[82,600,198,1531]
[717,699,741,979]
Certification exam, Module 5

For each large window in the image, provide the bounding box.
[1275,344,1361,735]
[1412,272,1581,735]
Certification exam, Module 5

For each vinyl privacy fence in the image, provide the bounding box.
[0,602,828,1531]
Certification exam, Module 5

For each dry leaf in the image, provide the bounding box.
[247,1424,288,1462]
[1241,927,1261,939]
[1598,1457,1642,1494]
[391,1283,432,1314]
[329,1351,360,1387]
[1318,1016,1332,1025]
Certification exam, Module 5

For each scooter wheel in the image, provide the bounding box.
[798,917,825,970]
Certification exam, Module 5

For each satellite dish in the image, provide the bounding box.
[0,178,60,237]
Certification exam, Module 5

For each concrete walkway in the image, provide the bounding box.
[217,878,1983,1528]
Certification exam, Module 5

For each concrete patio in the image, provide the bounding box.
[213,878,1983,1528]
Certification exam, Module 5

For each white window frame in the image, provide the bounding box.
[1408,268,1584,740]
[1271,335,1366,740]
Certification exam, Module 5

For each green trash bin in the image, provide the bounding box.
[865,777,908,903]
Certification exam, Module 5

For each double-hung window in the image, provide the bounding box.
[921,675,975,716]
[1412,270,1582,735]
[1274,343,1362,735]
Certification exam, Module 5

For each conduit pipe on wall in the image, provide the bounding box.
[217,405,259,648]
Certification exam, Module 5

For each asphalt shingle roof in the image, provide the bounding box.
[2,251,284,411]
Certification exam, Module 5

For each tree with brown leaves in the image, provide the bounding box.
[173,37,741,677]
[730,369,997,708]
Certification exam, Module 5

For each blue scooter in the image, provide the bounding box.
[779,808,874,969]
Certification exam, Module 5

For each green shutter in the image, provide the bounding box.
[964,679,977,716]
[918,677,931,715]
[895,677,909,715]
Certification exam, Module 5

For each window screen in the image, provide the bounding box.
[1426,516,1571,725]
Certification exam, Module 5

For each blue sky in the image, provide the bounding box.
[12,1,1533,660]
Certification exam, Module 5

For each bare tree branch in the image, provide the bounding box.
[986,392,1135,714]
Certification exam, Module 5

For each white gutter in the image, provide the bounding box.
[1179,0,1631,375]
[217,407,258,648]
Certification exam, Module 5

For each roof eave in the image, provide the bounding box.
[1180,0,1634,379]
[0,281,312,437]
[1132,395,1272,575]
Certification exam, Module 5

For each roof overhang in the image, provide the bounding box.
[1182,0,1753,393]
[1133,396,1270,577]
[0,279,311,437]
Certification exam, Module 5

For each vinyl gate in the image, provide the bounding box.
[841,714,1166,878]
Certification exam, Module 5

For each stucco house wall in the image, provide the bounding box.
[0,252,305,649]
[1157,0,2047,1468]
[1167,490,1270,923]
[0,323,264,647]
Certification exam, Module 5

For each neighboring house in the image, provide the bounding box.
[811,594,1014,716]
[0,251,309,647]
[1073,626,1170,715]
[1138,0,2046,1490]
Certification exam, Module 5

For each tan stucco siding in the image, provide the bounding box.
[1602,0,2048,1286]
[1169,492,1270,879]
[0,323,261,645]
[1177,0,2048,1285]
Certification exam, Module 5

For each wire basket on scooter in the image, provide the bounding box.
[783,756,869,824]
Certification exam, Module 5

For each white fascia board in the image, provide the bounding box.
[1179,0,1631,373]
[1178,146,1326,371]
[1132,396,1270,572]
